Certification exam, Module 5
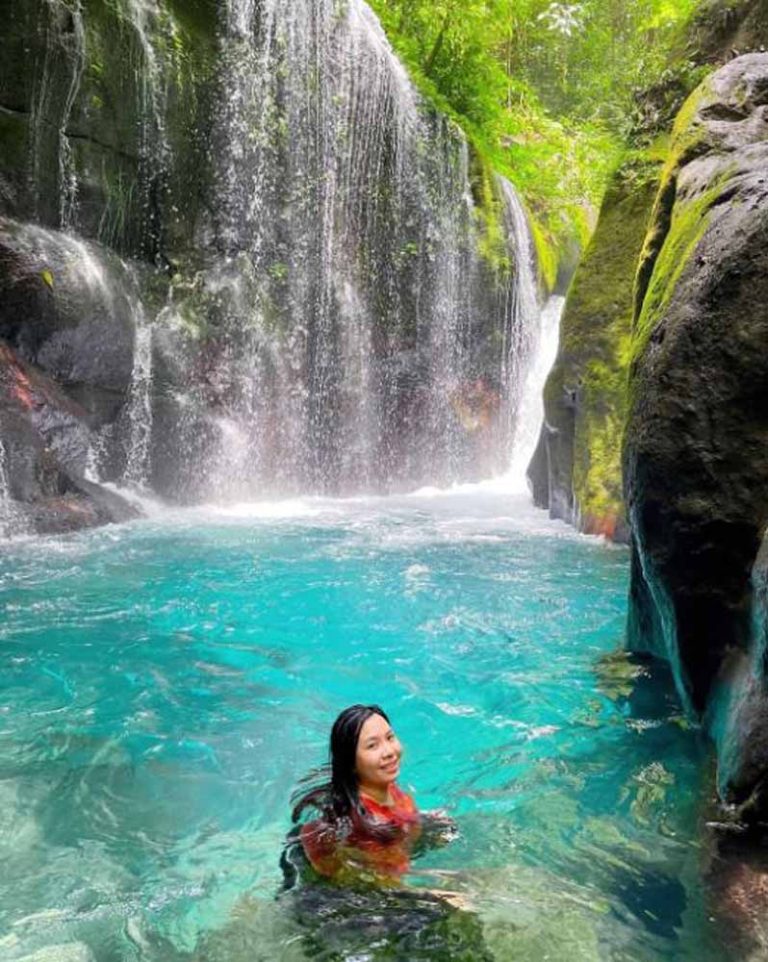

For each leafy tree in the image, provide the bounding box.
[368,0,701,257]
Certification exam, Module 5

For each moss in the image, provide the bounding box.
[632,81,713,325]
[543,154,664,534]
[468,144,511,278]
[632,179,726,367]
[530,213,558,295]
[631,76,732,367]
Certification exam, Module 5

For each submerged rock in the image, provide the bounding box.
[16,944,95,962]
[624,53,768,815]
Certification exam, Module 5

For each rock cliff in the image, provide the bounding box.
[624,53,768,816]
[531,0,768,542]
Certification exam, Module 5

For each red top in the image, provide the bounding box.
[300,784,420,880]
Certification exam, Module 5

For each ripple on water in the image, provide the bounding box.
[0,494,732,961]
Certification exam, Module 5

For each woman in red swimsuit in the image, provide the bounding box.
[291,704,433,883]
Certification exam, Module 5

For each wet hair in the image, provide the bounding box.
[291,704,401,842]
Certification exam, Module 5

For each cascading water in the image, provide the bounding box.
[150,0,546,501]
[3,0,554,512]
[28,0,86,228]
[498,179,543,459]
[508,295,565,489]
[56,1,86,230]
[0,438,18,537]
[122,296,154,488]
[0,221,158,489]
[122,0,172,261]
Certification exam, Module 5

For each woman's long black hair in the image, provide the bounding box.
[291,704,401,842]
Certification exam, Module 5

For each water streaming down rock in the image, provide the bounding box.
[499,179,542,461]
[123,0,173,263]
[508,295,565,490]
[1,0,550,516]
[0,437,18,537]
[0,221,158,483]
[122,292,154,488]
[27,0,86,229]
[149,0,547,500]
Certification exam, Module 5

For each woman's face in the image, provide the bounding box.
[355,713,402,791]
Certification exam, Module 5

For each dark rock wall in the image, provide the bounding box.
[624,53,768,814]
[0,339,137,533]
[0,0,216,261]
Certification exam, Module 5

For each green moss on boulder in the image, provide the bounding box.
[468,145,512,278]
[530,156,662,540]
[623,53,768,817]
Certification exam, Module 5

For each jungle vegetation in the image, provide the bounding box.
[368,0,703,259]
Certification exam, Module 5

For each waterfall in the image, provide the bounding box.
[498,178,542,458]
[0,439,18,538]
[123,306,154,489]
[118,0,172,259]
[508,295,565,489]
[152,0,543,500]
[6,0,554,507]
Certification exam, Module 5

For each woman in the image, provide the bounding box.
[290,704,452,884]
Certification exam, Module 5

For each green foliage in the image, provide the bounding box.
[469,147,512,276]
[367,0,703,257]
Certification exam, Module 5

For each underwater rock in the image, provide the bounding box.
[16,944,95,962]
[624,53,768,815]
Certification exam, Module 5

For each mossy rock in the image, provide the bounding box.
[0,0,217,260]
[468,144,512,278]
[623,54,768,815]
[531,154,663,540]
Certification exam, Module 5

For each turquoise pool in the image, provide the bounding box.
[0,489,732,960]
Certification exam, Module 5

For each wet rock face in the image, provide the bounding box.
[0,221,135,425]
[624,54,768,814]
[0,339,137,535]
[0,0,216,260]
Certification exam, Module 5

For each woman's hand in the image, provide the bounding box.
[413,810,459,852]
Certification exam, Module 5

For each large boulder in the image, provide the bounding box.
[529,158,661,541]
[624,53,768,815]
[0,219,137,424]
[0,339,138,535]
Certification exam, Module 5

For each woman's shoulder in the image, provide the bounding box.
[391,783,417,813]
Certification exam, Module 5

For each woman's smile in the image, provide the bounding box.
[356,713,403,797]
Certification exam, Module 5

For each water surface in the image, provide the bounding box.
[0,489,728,961]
